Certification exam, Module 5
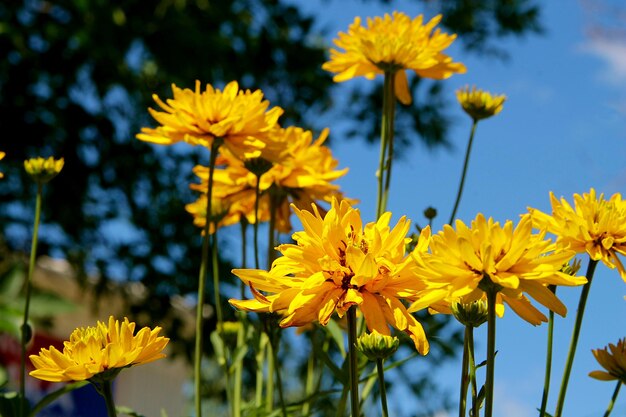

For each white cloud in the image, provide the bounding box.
[581,38,626,84]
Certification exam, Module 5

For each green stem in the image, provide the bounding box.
[467,327,478,417]
[101,380,118,417]
[539,286,557,417]
[302,332,317,416]
[253,174,262,269]
[233,315,244,417]
[20,182,43,416]
[376,359,389,417]
[194,140,221,417]
[603,381,622,417]
[255,333,267,407]
[240,219,247,297]
[265,338,275,412]
[459,326,470,417]
[347,306,360,417]
[449,120,478,225]
[484,286,498,417]
[554,258,598,417]
[376,70,396,219]
[267,190,279,268]
[270,334,288,417]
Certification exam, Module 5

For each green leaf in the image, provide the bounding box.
[210,330,226,366]
[325,320,346,357]
[116,405,146,417]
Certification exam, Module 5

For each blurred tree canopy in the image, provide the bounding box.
[0,0,541,412]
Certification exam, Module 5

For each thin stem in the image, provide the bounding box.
[267,190,279,268]
[449,120,478,225]
[467,327,478,417]
[101,380,118,417]
[270,334,288,417]
[255,333,267,407]
[376,70,396,219]
[240,219,247,298]
[302,332,317,416]
[194,140,221,417]
[376,359,389,417]
[554,258,598,417]
[539,286,557,417]
[233,315,244,417]
[484,287,498,417]
[603,381,622,417]
[20,182,43,416]
[265,339,275,413]
[347,306,360,417]
[253,174,262,269]
[459,326,471,417]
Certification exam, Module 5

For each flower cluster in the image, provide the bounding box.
[530,188,626,282]
[230,198,431,354]
[409,213,587,325]
[187,127,352,233]
[30,316,169,383]
[323,11,466,104]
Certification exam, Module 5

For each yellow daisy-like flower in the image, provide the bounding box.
[589,338,626,383]
[0,151,5,178]
[24,156,64,184]
[137,80,283,159]
[530,189,626,282]
[29,316,169,383]
[456,85,506,121]
[187,127,352,233]
[322,12,466,104]
[229,199,431,354]
[409,213,587,325]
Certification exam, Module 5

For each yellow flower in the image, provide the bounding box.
[29,316,169,382]
[137,80,283,158]
[357,330,400,361]
[187,127,352,233]
[456,85,506,121]
[589,338,626,383]
[529,189,626,282]
[230,199,431,354]
[322,12,466,104]
[0,151,5,178]
[24,156,64,184]
[409,213,587,325]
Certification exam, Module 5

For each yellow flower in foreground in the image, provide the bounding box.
[24,156,64,184]
[0,151,4,178]
[409,213,587,325]
[456,85,506,121]
[322,12,466,104]
[589,338,626,383]
[530,189,626,282]
[137,80,283,158]
[230,199,431,354]
[188,127,352,233]
[29,316,169,382]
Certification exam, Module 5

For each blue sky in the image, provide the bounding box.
[288,0,626,416]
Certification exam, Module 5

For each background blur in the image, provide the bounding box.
[0,0,624,416]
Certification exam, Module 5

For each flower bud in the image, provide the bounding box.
[456,86,506,121]
[356,330,399,361]
[24,156,64,184]
[451,299,489,328]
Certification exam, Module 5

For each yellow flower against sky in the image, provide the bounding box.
[187,127,352,233]
[30,316,169,383]
[137,80,283,158]
[230,198,431,354]
[322,11,466,104]
[456,85,506,121]
[24,156,64,184]
[529,188,626,282]
[589,338,626,383]
[409,213,588,325]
